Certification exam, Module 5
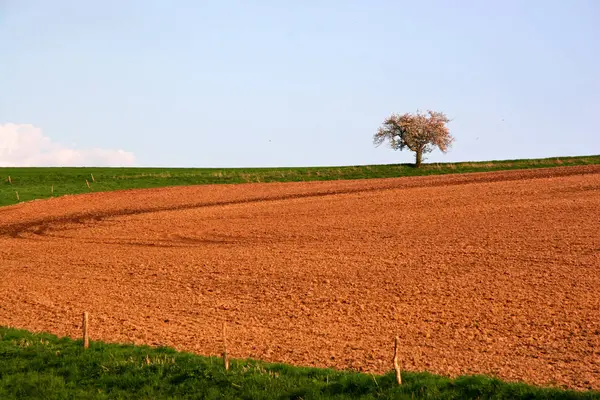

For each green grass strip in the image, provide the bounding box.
[1,155,599,207]
[0,327,596,399]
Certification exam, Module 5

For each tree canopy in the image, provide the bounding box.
[373,110,454,167]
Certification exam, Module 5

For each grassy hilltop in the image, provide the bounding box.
[1,155,599,207]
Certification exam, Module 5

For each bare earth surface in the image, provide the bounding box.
[1,166,599,390]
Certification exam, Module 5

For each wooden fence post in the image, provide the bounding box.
[83,312,89,349]
[393,336,402,385]
[222,322,229,371]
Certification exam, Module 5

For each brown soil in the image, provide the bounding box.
[1,166,599,390]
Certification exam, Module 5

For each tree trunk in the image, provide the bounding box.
[415,150,422,168]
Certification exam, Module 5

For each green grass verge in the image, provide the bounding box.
[1,155,599,207]
[0,327,596,400]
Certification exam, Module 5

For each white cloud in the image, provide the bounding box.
[0,123,135,167]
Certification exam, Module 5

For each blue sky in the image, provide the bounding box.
[1,1,598,167]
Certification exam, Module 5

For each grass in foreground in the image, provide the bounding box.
[0,327,597,400]
[1,155,599,207]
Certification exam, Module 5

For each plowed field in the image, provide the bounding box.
[1,166,599,390]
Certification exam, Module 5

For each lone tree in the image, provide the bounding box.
[373,110,454,168]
